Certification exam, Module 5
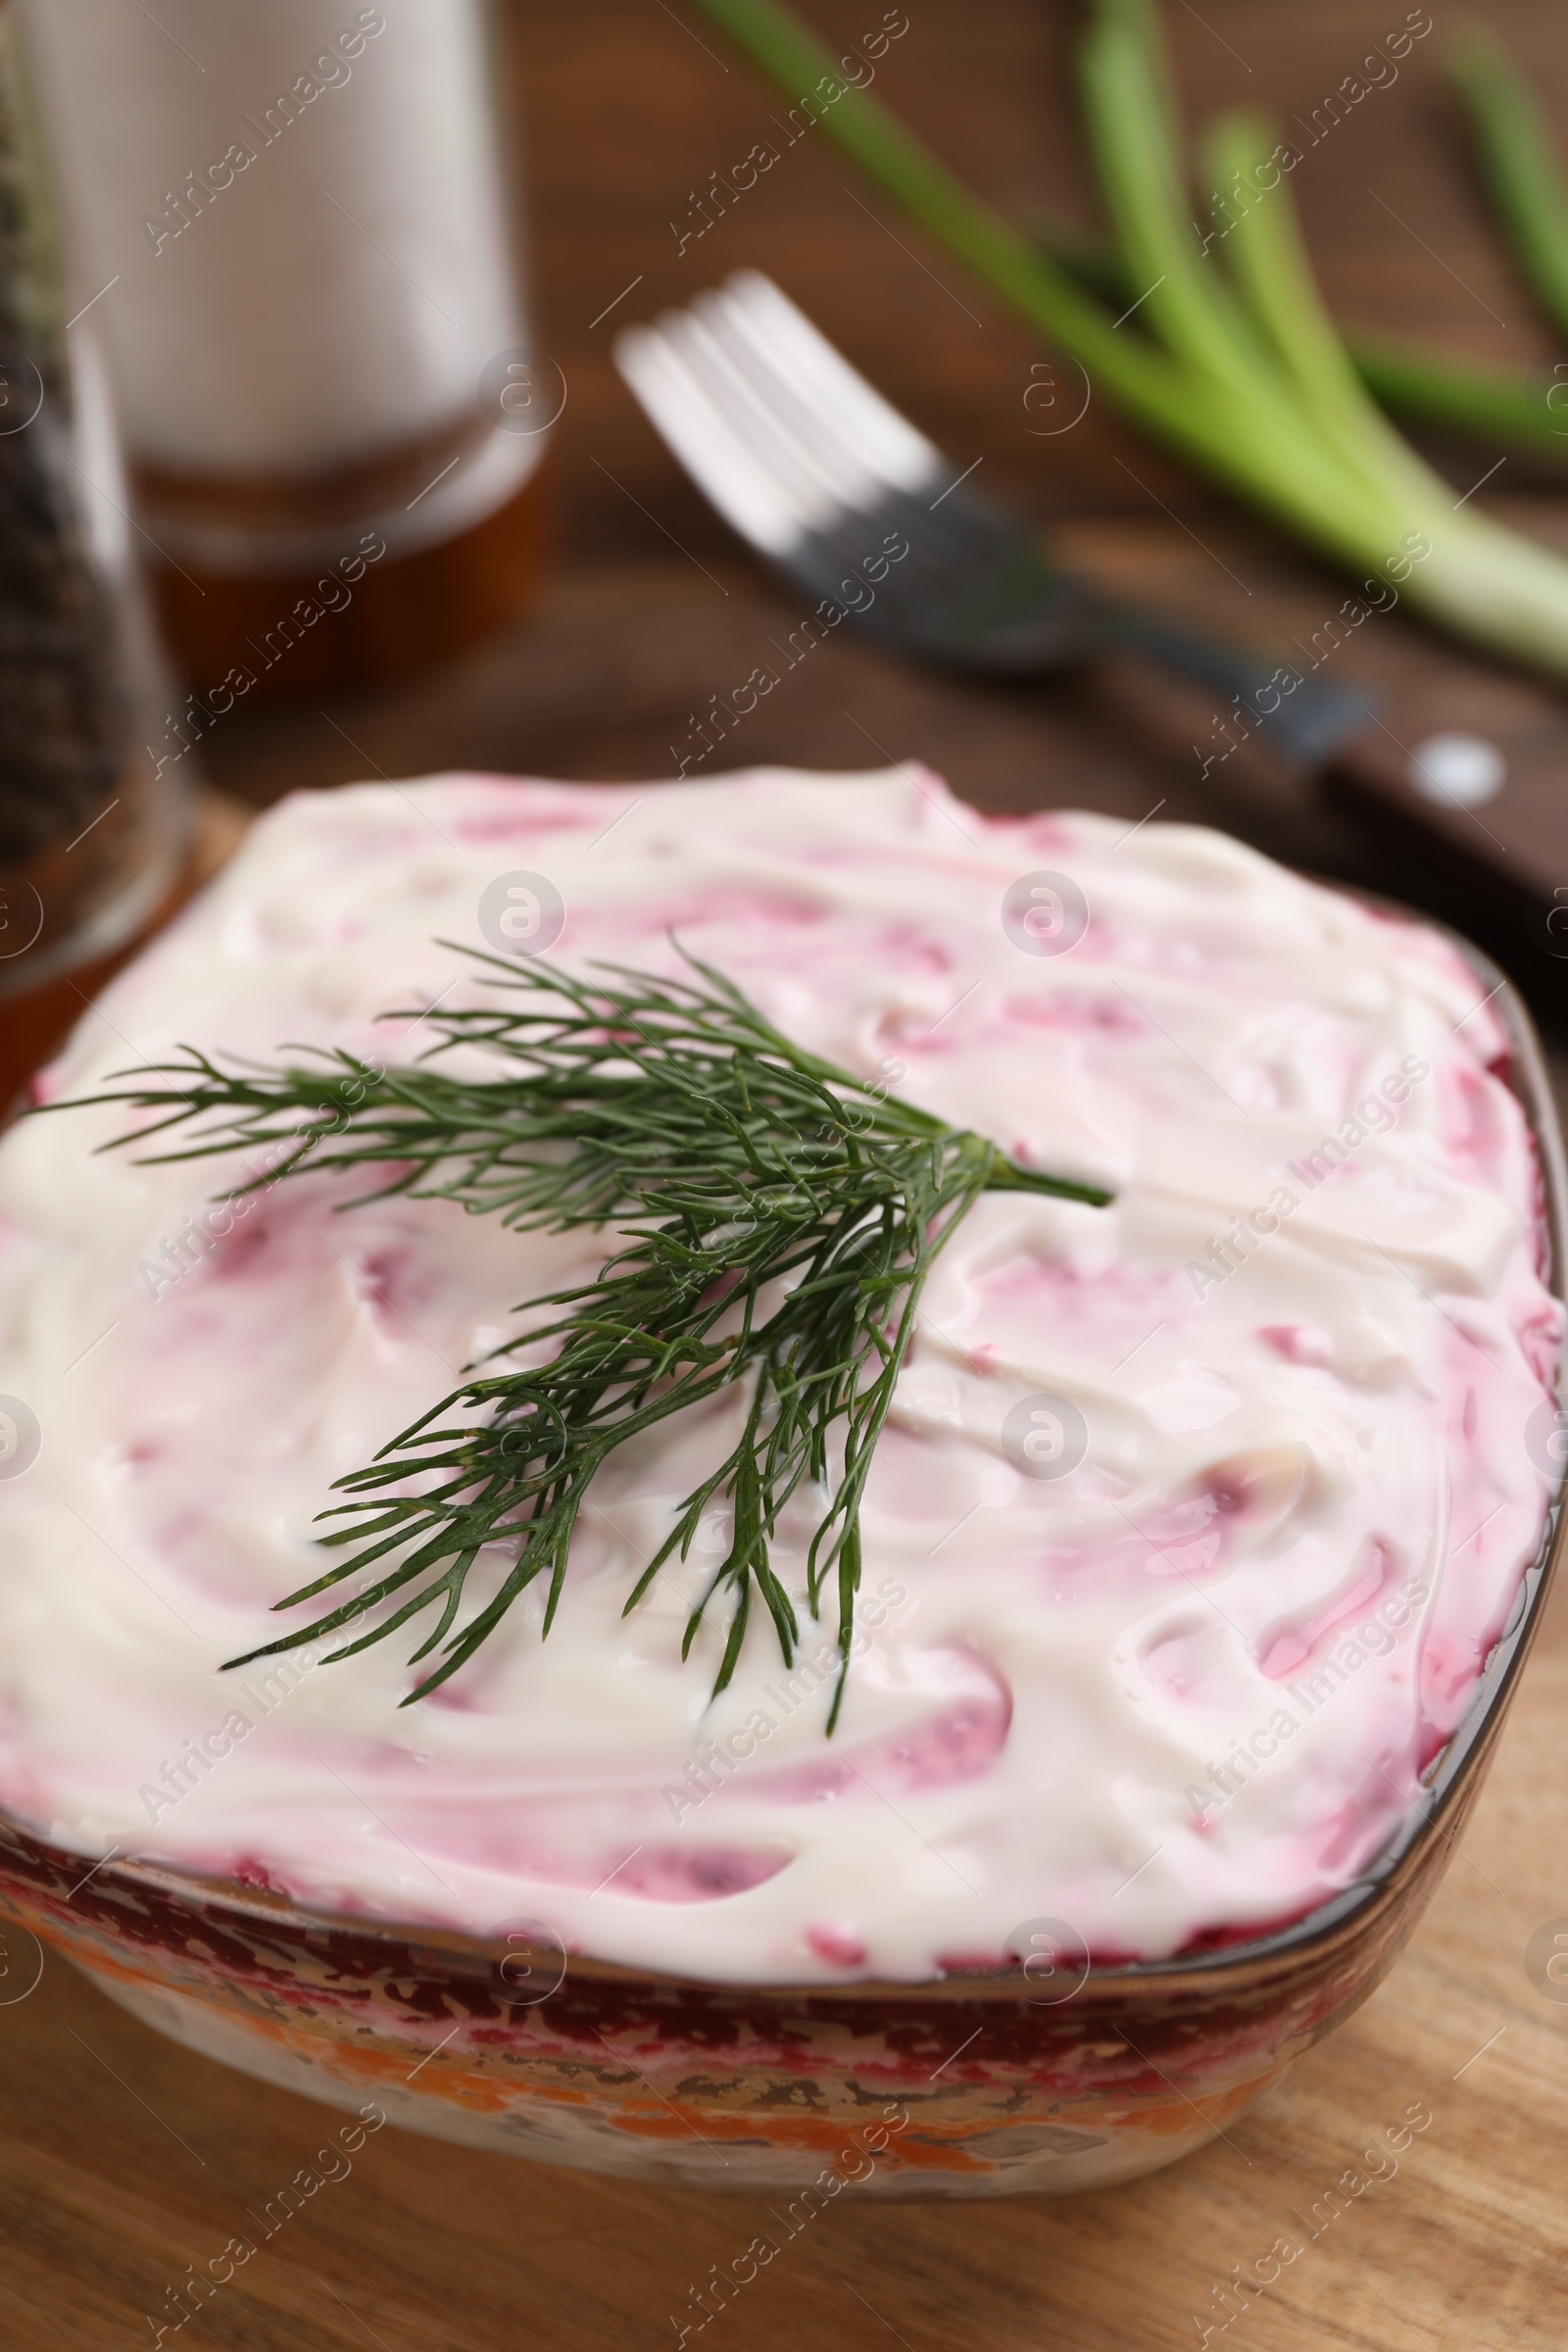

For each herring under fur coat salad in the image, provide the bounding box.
[0,766,1556,1987]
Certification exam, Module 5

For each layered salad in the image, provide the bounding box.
[0,766,1557,1984]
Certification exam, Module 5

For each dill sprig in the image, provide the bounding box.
[64,951,1109,1725]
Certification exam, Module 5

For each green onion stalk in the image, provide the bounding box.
[1348,339,1568,459]
[1337,24,1568,460]
[1446,22,1568,341]
[1028,209,1568,466]
[687,0,1568,681]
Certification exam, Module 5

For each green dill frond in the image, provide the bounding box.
[54,950,1109,1727]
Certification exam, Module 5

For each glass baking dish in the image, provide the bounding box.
[0,918,1560,2198]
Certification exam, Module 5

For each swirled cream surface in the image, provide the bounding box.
[0,769,1558,1984]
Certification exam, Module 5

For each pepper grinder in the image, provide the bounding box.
[0,0,185,1004]
[20,0,553,708]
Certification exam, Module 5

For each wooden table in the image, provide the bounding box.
[5,3,1568,2344]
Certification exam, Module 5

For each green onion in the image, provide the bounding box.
[1348,337,1568,460]
[687,0,1568,678]
[1027,208,1568,462]
[1446,22,1568,341]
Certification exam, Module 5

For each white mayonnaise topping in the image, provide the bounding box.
[0,769,1557,1984]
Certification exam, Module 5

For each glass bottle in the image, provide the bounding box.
[20,0,553,708]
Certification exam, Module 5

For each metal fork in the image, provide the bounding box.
[614,270,1374,768]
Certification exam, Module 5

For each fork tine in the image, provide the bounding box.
[618,301,860,550]
[616,274,1378,753]
[667,304,857,525]
[615,319,808,555]
[687,292,888,523]
[703,275,1033,590]
[618,270,1045,617]
[619,270,952,574]
[719,271,942,496]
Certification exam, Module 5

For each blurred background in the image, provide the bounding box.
[7,0,1568,1057]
